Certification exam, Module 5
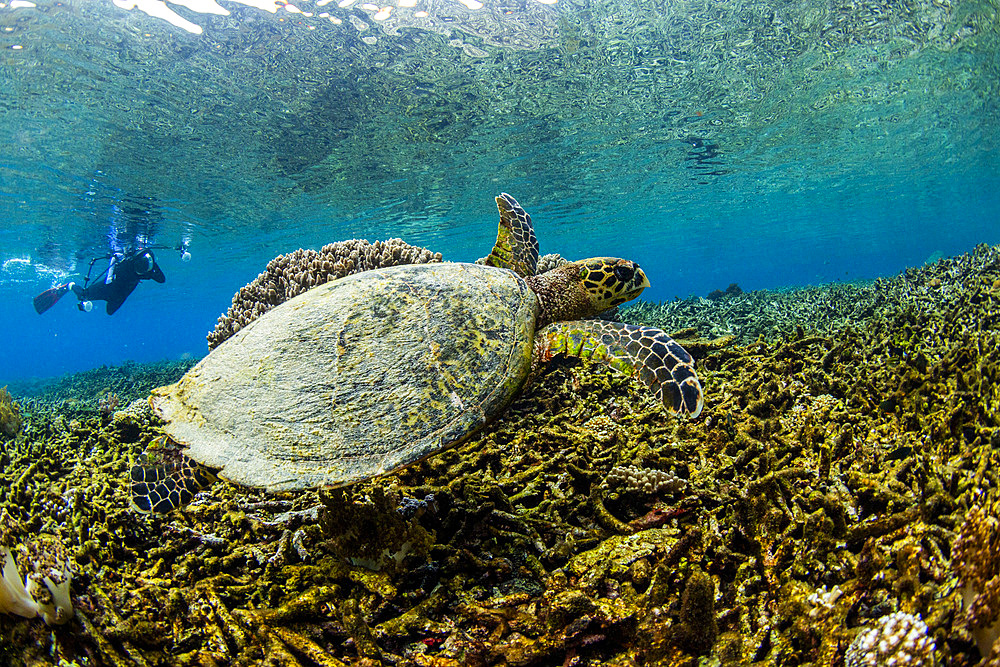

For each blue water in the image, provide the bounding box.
[1,0,998,382]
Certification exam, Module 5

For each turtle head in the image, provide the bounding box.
[574,258,650,311]
[527,257,650,328]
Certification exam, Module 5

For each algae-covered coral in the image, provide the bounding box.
[2,244,1000,665]
[0,386,22,439]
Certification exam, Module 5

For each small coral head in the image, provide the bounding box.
[573,258,650,311]
[23,536,74,625]
[0,534,75,625]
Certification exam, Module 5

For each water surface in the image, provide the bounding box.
[1,0,997,380]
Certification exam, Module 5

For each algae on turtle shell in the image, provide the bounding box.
[2,243,1000,665]
[136,194,703,512]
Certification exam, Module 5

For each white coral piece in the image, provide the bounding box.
[0,531,74,625]
[845,611,935,667]
[607,465,685,495]
[1,547,37,619]
[806,584,843,618]
[22,535,74,625]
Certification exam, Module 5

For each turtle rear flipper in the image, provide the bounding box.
[484,193,539,278]
[130,436,217,513]
[534,320,704,417]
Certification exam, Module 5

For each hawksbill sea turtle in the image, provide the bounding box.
[131,194,704,512]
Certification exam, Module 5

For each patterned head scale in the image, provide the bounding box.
[573,257,651,312]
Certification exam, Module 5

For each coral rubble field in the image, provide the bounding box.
[2,244,1000,666]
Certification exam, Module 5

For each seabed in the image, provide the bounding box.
[3,244,1000,666]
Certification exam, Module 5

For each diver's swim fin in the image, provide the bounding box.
[33,283,71,314]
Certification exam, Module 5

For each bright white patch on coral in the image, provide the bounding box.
[806,584,843,618]
[414,10,428,16]
[845,612,933,667]
[458,0,482,8]
[10,1,37,8]
[373,6,391,19]
[338,0,356,7]
[398,0,417,6]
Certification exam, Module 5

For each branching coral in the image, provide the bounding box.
[0,512,74,625]
[3,242,1000,663]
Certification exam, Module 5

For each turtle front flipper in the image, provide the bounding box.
[484,193,539,278]
[130,436,218,513]
[534,321,704,417]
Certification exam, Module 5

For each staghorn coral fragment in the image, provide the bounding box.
[76,609,142,667]
[271,625,351,667]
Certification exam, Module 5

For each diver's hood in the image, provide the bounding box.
[132,250,165,283]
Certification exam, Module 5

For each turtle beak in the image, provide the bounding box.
[608,259,648,305]
[635,264,651,290]
[617,260,649,293]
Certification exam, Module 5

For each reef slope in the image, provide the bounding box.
[2,244,1000,666]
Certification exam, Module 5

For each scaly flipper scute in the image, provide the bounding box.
[484,193,539,278]
[534,320,704,417]
[130,436,218,513]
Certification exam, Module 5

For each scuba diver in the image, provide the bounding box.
[33,193,191,315]
[33,245,189,315]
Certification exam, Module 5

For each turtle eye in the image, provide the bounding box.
[613,264,635,282]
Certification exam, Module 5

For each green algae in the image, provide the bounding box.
[2,245,1000,665]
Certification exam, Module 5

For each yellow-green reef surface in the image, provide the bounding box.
[3,244,1000,666]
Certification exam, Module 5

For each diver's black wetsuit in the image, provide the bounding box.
[72,249,165,315]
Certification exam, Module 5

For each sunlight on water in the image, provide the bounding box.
[0,0,997,379]
[106,0,541,36]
